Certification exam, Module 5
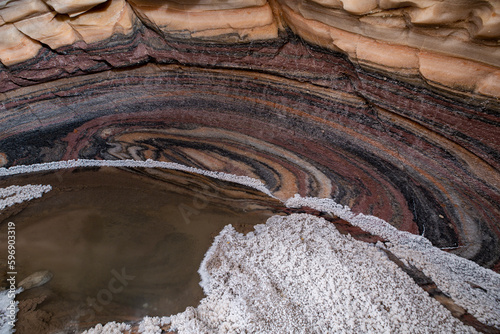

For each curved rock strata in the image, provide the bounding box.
[0,0,499,269]
[1,59,499,271]
[0,1,499,333]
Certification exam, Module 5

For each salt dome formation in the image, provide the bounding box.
[0,0,499,332]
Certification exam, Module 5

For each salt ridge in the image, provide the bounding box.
[137,316,171,334]
[80,322,131,334]
[0,159,274,198]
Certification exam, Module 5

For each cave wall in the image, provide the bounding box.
[0,0,499,271]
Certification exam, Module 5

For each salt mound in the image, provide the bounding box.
[286,195,500,328]
[170,213,476,333]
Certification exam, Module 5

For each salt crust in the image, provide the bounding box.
[0,290,21,334]
[79,316,171,334]
[80,322,131,334]
[137,316,171,334]
[1,160,498,332]
[169,214,476,333]
[286,195,500,329]
[0,159,274,198]
[0,184,52,210]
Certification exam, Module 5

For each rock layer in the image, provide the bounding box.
[0,0,499,101]
[1,56,499,270]
[0,0,499,273]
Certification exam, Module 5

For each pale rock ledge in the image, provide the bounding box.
[0,0,499,100]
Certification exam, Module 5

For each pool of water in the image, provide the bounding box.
[0,166,284,333]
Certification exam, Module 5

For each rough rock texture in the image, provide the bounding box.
[0,0,499,273]
[279,0,500,100]
[0,0,499,101]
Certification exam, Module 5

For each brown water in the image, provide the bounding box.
[0,166,284,333]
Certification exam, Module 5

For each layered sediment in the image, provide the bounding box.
[1,58,499,271]
[0,0,499,273]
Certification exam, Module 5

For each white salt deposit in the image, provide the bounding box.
[0,290,21,334]
[0,159,274,198]
[81,322,131,334]
[78,316,172,334]
[137,316,171,334]
[168,214,476,333]
[286,195,500,329]
[0,184,52,210]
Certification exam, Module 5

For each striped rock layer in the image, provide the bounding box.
[0,1,499,272]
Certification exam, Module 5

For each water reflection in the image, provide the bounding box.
[0,166,284,333]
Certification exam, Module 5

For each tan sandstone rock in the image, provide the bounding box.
[14,12,80,49]
[128,0,278,41]
[0,23,42,65]
[0,0,498,100]
[44,0,108,17]
[0,0,49,23]
[68,0,136,44]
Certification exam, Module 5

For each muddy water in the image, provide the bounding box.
[0,166,284,333]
